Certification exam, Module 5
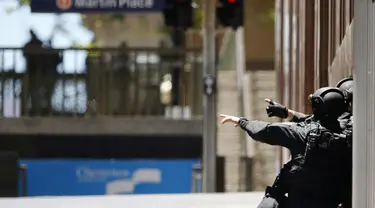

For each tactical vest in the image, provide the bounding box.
[341,116,353,148]
[337,115,353,208]
[288,120,350,200]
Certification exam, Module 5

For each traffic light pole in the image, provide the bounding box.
[202,0,217,193]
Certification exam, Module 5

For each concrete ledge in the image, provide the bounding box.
[0,117,203,136]
[0,192,265,208]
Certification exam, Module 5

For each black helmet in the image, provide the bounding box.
[336,77,353,103]
[310,87,348,119]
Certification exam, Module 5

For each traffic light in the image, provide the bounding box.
[163,0,193,29]
[216,0,243,29]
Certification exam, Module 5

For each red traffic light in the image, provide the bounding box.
[228,0,236,3]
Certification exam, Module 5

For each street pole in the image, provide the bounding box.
[234,26,248,191]
[202,0,217,193]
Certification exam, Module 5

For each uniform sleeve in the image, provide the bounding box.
[290,111,310,122]
[238,118,306,150]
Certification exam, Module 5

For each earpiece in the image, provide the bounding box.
[311,95,327,116]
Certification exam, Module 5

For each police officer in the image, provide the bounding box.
[335,77,353,208]
[262,78,353,208]
[266,77,353,122]
[220,87,350,208]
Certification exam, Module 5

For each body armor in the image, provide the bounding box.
[290,119,350,205]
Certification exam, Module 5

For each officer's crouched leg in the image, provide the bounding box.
[257,196,280,208]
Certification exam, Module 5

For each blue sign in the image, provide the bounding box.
[20,159,200,196]
[31,0,165,13]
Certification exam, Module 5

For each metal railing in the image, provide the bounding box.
[19,164,27,197]
[191,164,203,193]
[0,47,203,117]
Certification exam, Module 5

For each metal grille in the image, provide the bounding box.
[0,47,203,117]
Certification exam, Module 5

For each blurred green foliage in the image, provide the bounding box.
[19,0,30,5]
[192,0,203,29]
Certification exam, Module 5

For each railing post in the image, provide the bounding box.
[19,164,27,197]
[191,164,203,193]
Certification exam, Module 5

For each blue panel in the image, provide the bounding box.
[20,159,200,196]
[30,0,165,13]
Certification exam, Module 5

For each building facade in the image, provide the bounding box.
[275,0,354,115]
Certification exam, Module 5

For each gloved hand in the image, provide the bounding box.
[257,196,280,208]
[265,98,288,119]
[258,186,287,208]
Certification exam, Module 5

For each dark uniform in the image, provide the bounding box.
[260,112,352,208]
[243,87,350,208]
[239,118,347,208]
[335,77,354,208]
[266,113,352,207]
[262,78,354,208]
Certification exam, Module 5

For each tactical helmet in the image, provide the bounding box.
[336,77,353,103]
[310,87,348,119]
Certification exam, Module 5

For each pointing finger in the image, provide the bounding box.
[265,98,275,105]
[220,114,229,118]
[220,117,231,124]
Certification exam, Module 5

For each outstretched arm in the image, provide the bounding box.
[288,110,310,122]
[219,114,306,151]
[238,118,305,149]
